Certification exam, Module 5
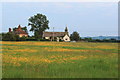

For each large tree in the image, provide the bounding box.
[28,13,49,39]
[70,31,80,41]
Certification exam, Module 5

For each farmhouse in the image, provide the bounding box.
[42,27,70,42]
[9,25,28,37]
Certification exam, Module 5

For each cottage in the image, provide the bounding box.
[9,25,28,37]
[42,27,70,42]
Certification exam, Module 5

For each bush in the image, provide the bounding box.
[26,38,37,41]
[19,36,27,41]
[2,32,16,41]
[38,38,50,41]
[59,39,64,42]
[1,32,28,41]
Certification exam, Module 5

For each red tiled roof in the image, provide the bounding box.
[14,29,28,34]
[14,25,28,35]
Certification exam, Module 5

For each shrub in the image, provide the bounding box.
[2,32,16,41]
[38,38,50,41]
[1,32,28,41]
[26,38,37,41]
[19,36,27,41]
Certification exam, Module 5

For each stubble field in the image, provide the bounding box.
[1,41,118,78]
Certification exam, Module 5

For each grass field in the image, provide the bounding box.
[1,41,118,78]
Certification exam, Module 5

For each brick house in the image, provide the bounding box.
[9,25,28,37]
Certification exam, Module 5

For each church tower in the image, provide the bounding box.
[65,26,69,36]
[65,26,68,32]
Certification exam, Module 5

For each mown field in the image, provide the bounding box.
[1,41,118,78]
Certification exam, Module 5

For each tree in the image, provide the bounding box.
[15,35,20,41]
[22,26,28,33]
[28,13,49,39]
[84,37,93,42]
[2,32,16,41]
[13,27,17,31]
[70,31,80,41]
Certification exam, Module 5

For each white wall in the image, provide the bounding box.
[63,35,70,42]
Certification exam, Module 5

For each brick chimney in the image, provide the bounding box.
[9,28,11,32]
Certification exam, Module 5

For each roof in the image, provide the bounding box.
[14,29,28,34]
[43,32,67,37]
[14,25,28,35]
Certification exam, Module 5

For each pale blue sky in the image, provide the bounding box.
[1,2,118,37]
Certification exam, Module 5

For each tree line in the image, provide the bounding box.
[69,31,120,42]
[1,30,119,42]
[0,13,119,42]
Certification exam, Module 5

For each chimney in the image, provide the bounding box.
[9,28,11,32]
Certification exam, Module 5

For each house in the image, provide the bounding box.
[42,27,70,42]
[9,25,28,37]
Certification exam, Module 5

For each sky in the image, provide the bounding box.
[1,2,118,37]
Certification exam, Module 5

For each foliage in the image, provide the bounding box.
[26,37,37,41]
[2,32,16,41]
[1,32,27,41]
[14,35,20,41]
[70,31,80,41]
[28,13,49,39]
[83,37,93,42]
[1,32,119,42]
[81,38,119,42]
[38,38,51,41]
[19,36,27,41]
[0,33,3,41]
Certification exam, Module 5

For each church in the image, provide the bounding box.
[42,27,70,42]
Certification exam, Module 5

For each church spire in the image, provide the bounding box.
[65,25,68,32]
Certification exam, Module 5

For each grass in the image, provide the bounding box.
[1,41,118,78]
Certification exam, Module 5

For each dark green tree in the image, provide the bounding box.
[28,13,49,39]
[15,35,20,41]
[22,26,28,33]
[2,32,16,41]
[84,37,93,42]
[0,33,3,41]
[13,27,17,31]
[70,31,80,41]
